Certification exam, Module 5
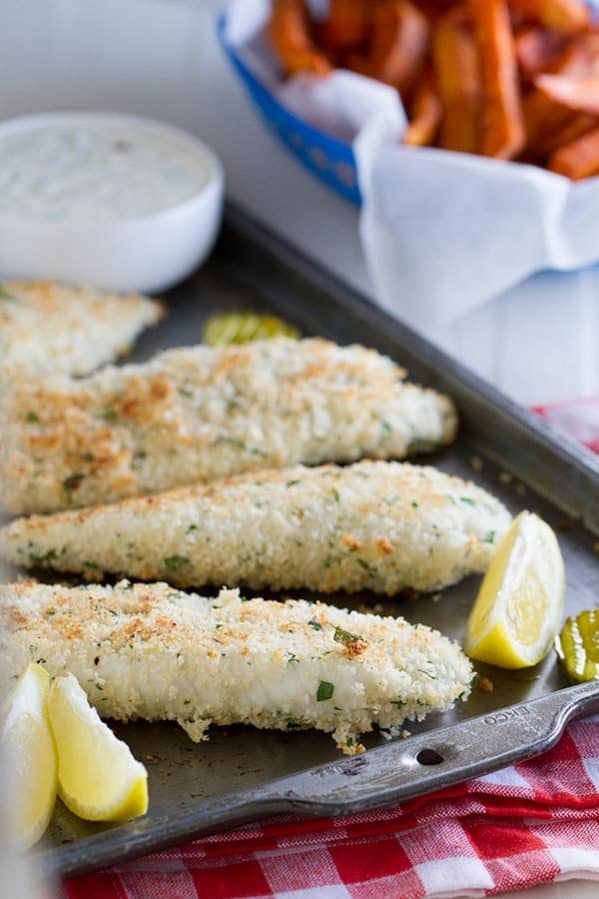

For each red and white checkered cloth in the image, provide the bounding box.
[533,397,599,456]
[62,399,599,899]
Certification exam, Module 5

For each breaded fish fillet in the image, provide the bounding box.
[0,280,163,376]
[0,338,456,516]
[0,580,473,753]
[0,461,511,594]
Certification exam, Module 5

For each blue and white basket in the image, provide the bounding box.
[218,14,361,205]
[219,1,599,208]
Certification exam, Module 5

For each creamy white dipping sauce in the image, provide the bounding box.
[0,122,211,222]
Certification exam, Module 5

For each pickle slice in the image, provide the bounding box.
[203,312,300,346]
[556,611,599,683]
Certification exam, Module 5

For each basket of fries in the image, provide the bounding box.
[221,0,599,205]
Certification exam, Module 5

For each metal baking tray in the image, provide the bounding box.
[37,204,599,877]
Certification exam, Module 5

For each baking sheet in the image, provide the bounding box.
[34,205,599,876]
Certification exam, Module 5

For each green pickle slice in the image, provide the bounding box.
[203,312,300,346]
[556,611,599,683]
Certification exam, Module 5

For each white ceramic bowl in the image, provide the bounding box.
[0,112,225,293]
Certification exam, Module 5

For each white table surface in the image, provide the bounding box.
[2,1,597,895]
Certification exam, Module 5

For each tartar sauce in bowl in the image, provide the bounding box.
[0,112,224,292]
[0,120,211,222]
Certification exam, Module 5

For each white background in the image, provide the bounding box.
[2,1,598,895]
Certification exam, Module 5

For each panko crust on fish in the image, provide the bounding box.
[0,280,164,376]
[0,580,474,753]
[1,461,511,594]
[0,338,457,516]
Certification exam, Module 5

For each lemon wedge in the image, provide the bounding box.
[48,674,148,822]
[464,511,565,669]
[1,663,57,849]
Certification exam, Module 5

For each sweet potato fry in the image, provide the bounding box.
[433,7,481,152]
[515,26,570,79]
[523,32,599,153]
[523,88,572,152]
[347,0,430,97]
[538,111,598,153]
[469,0,526,158]
[415,0,462,12]
[508,0,589,34]
[548,124,599,177]
[319,0,373,53]
[542,32,599,86]
[509,7,529,29]
[536,73,599,114]
[403,75,443,145]
[268,0,332,76]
